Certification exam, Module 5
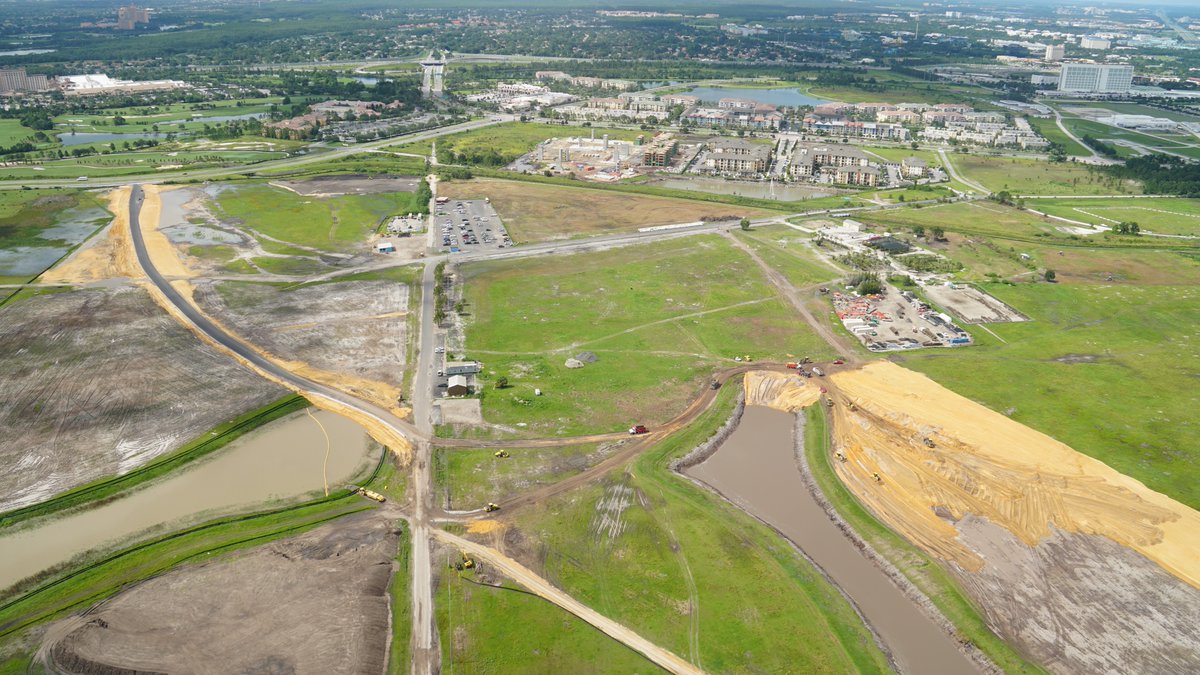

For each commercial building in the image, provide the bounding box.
[1080,36,1111,50]
[59,73,187,96]
[1045,44,1065,61]
[0,68,51,94]
[705,138,771,175]
[1057,63,1133,94]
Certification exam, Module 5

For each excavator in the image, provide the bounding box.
[455,552,475,570]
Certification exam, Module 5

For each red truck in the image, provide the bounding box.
[629,425,649,435]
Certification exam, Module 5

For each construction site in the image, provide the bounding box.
[509,131,685,182]
[831,284,972,351]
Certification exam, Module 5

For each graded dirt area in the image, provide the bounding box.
[39,187,137,285]
[0,287,283,512]
[822,361,1200,672]
[920,283,1027,324]
[437,177,773,243]
[193,279,409,414]
[40,513,399,674]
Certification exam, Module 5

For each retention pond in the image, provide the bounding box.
[687,406,978,674]
[0,409,379,592]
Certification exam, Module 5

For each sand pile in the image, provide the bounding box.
[743,371,821,412]
[41,187,138,284]
[828,361,1200,589]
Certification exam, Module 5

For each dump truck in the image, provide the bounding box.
[629,425,649,435]
[353,487,386,502]
[786,362,799,369]
[824,397,834,408]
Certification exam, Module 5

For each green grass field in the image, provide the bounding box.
[459,236,835,437]
[735,225,843,286]
[52,98,285,136]
[902,281,1200,511]
[434,443,617,509]
[499,383,892,673]
[212,184,422,253]
[1023,116,1090,156]
[0,120,36,147]
[953,155,1141,196]
[1024,197,1200,236]
[435,569,655,673]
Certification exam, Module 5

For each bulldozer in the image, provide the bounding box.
[494,450,510,458]
[834,450,847,462]
[485,502,500,512]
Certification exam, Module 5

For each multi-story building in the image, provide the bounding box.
[705,138,771,175]
[877,109,922,124]
[835,165,880,186]
[0,68,51,94]
[660,94,698,108]
[117,4,151,30]
[1045,44,1065,61]
[718,98,757,111]
[1080,36,1111,50]
[901,157,927,177]
[641,133,678,167]
[1057,63,1133,93]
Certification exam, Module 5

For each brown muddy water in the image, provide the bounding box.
[687,406,978,674]
[0,410,378,592]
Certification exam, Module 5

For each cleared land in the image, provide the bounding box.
[433,560,655,673]
[821,362,1200,673]
[482,383,892,673]
[1027,196,1200,236]
[458,235,835,437]
[953,154,1141,195]
[437,178,773,243]
[40,513,398,674]
[193,277,413,415]
[0,191,110,280]
[0,287,283,512]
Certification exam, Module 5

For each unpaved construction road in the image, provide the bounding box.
[39,513,399,674]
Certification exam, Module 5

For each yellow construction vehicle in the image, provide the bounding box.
[825,397,834,408]
[871,472,883,484]
[462,552,475,569]
[923,438,936,448]
[485,502,500,512]
[834,451,847,462]
[353,487,386,502]
[494,450,510,458]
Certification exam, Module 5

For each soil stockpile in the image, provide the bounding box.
[42,514,399,674]
[822,362,1200,672]
[0,287,283,512]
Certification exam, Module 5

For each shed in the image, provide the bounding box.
[376,242,395,253]
[447,375,469,397]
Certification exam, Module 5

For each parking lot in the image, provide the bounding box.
[435,200,510,254]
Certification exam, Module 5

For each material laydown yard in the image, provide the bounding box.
[38,514,398,674]
[797,362,1200,673]
[0,287,284,512]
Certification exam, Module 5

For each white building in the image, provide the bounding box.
[1057,63,1133,94]
[1080,36,1111,50]
[1045,45,1065,61]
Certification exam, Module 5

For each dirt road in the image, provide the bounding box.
[722,231,855,360]
[433,529,702,675]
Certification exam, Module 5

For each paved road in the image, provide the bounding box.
[0,117,508,191]
[433,530,703,675]
[936,149,990,195]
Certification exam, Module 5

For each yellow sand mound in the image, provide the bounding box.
[41,187,139,284]
[828,361,1200,589]
[467,519,506,535]
[743,370,821,412]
